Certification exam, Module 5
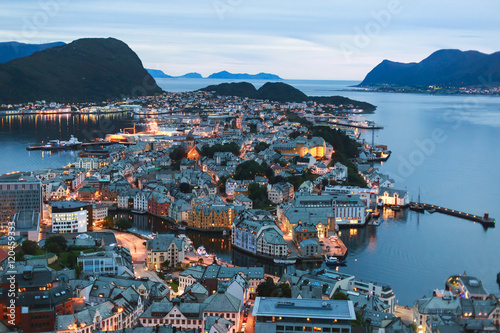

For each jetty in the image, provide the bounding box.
[409,202,495,228]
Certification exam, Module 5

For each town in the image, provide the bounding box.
[0,90,499,333]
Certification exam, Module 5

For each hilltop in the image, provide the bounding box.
[359,49,500,88]
[0,38,162,104]
[200,82,376,111]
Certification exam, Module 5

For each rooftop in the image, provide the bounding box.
[253,297,356,320]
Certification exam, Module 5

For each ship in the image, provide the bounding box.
[273,258,297,265]
[26,135,82,151]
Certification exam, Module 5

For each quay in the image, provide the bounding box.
[26,141,135,151]
[409,202,495,227]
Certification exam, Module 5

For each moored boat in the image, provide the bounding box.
[324,255,346,266]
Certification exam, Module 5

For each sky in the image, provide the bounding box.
[0,0,499,80]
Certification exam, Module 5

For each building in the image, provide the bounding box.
[188,204,235,231]
[49,201,91,233]
[292,222,319,245]
[413,296,462,332]
[0,172,42,230]
[267,182,294,204]
[77,250,134,277]
[12,209,40,241]
[298,238,322,257]
[377,187,410,207]
[252,297,356,333]
[92,204,108,225]
[148,192,171,216]
[0,265,73,333]
[178,264,265,297]
[272,136,328,159]
[146,234,185,270]
[334,195,366,227]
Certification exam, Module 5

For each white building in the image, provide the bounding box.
[92,204,108,224]
[334,195,366,227]
[377,187,410,206]
[49,201,88,233]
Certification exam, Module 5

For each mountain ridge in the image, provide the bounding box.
[359,49,500,87]
[0,41,66,63]
[147,69,281,80]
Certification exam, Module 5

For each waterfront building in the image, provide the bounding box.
[147,191,171,216]
[413,296,462,332]
[49,201,91,233]
[92,203,108,225]
[187,204,235,231]
[146,234,185,270]
[232,217,288,258]
[292,222,320,245]
[298,238,322,257]
[0,172,42,230]
[334,194,366,227]
[252,297,356,333]
[377,187,410,207]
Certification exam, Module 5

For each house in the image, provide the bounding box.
[298,238,322,257]
[146,234,185,270]
[233,194,253,209]
[148,192,171,216]
[292,222,319,245]
[377,187,410,207]
[312,162,329,175]
[77,249,134,277]
[267,182,294,204]
[188,204,235,231]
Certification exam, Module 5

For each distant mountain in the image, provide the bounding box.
[0,37,163,104]
[146,68,172,78]
[359,49,500,87]
[180,72,203,79]
[147,69,203,79]
[0,41,65,63]
[199,82,376,111]
[207,70,282,80]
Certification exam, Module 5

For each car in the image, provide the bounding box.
[244,310,249,316]
[243,316,247,323]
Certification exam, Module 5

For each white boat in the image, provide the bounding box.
[197,246,209,256]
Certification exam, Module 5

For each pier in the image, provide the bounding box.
[409,202,495,228]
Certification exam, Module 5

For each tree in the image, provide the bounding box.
[234,160,266,180]
[21,240,39,255]
[249,123,257,133]
[179,182,191,193]
[115,218,133,231]
[333,291,350,300]
[217,176,228,194]
[161,260,170,270]
[46,243,62,255]
[169,146,186,162]
[45,236,68,252]
[103,215,115,228]
[288,131,302,139]
[67,252,78,269]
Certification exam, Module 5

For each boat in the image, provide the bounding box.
[131,209,146,214]
[324,256,347,266]
[178,224,186,231]
[273,258,297,265]
[410,188,426,212]
[372,209,380,218]
[197,246,209,256]
[391,205,402,212]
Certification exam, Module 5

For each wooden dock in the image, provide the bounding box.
[409,202,495,228]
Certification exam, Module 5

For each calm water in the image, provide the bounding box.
[1,79,499,305]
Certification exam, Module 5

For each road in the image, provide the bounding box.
[395,305,414,325]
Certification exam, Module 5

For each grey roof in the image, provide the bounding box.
[299,238,320,248]
[253,297,356,320]
[147,234,184,252]
[203,290,241,313]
